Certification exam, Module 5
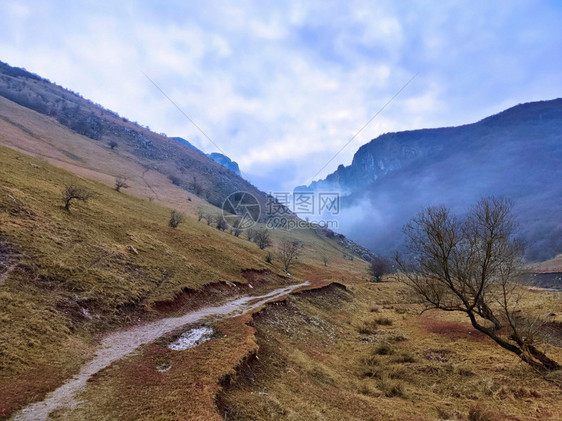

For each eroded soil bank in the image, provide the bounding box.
[12,282,308,421]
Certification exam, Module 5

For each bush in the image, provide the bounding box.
[216,215,227,231]
[62,183,93,211]
[468,404,498,421]
[388,333,408,343]
[169,175,181,186]
[357,320,378,335]
[114,177,129,192]
[253,228,272,250]
[265,251,273,264]
[168,210,185,228]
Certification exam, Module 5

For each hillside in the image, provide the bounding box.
[306,99,562,261]
[0,61,258,210]
[0,145,367,418]
[170,137,242,176]
[0,61,379,419]
[0,61,374,261]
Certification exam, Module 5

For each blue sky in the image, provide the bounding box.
[1,0,561,192]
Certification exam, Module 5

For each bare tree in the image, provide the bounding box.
[280,239,301,272]
[368,256,388,282]
[253,228,272,250]
[62,184,92,211]
[396,197,560,371]
[230,219,242,237]
[114,177,129,192]
[205,213,215,226]
[246,228,256,242]
[216,215,227,231]
[322,255,329,266]
[168,210,185,228]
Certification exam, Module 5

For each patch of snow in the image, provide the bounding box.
[168,326,213,351]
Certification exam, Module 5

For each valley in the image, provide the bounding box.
[0,57,561,420]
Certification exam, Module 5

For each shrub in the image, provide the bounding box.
[216,215,227,231]
[169,175,181,186]
[62,183,93,211]
[391,352,416,364]
[456,365,475,377]
[168,210,185,228]
[114,177,129,192]
[253,228,272,250]
[357,320,378,335]
[468,404,498,421]
[265,251,273,264]
[388,333,408,343]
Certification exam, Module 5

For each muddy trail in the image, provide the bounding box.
[12,282,309,421]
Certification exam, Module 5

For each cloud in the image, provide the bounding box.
[0,0,561,193]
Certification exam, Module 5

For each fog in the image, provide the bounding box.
[307,100,562,262]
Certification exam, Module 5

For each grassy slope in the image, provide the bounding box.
[527,255,562,273]
[218,280,562,421]
[0,144,366,418]
[0,95,210,216]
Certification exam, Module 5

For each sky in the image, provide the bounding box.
[1,0,561,192]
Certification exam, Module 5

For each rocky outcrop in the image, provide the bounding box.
[307,99,562,260]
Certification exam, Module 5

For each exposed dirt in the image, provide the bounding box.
[421,318,488,342]
[152,269,291,313]
[215,282,353,418]
[11,282,308,421]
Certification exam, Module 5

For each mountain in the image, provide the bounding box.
[305,99,562,261]
[170,136,204,154]
[207,152,242,176]
[170,137,242,176]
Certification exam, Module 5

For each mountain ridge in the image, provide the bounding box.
[306,98,562,261]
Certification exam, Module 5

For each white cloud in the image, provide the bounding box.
[0,0,561,193]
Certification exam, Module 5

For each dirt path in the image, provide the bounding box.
[12,282,309,421]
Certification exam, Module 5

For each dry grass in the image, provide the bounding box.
[217,280,562,421]
[526,254,562,273]
[0,144,368,417]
